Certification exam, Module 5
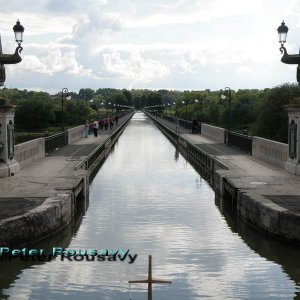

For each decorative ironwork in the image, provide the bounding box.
[277,21,300,83]
[227,131,252,154]
[45,132,68,155]
[7,120,15,159]
[61,88,70,132]
[0,20,24,86]
[288,120,297,159]
[280,47,300,65]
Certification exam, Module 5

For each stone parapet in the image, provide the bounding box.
[252,136,288,168]
[201,123,225,143]
[14,138,45,169]
[67,125,85,144]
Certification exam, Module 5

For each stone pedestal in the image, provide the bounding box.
[285,104,300,175]
[0,97,19,177]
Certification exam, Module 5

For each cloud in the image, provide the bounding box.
[235,66,254,74]
[46,0,108,12]
[125,0,263,28]
[102,50,170,84]
[18,45,93,77]
[1,0,299,92]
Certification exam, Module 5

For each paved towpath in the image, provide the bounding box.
[155,115,300,212]
[0,116,130,221]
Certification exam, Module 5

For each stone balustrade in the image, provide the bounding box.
[67,125,85,144]
[252,136,288,168]
[201,123,225,143]
[14,138,45,169]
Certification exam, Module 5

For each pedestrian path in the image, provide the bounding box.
[0,115,130,222]
[154,115,300,217]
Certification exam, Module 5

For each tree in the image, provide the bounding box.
[15,98,56,129]
[253,84,300,142]
[78,88,94,101]
[123,89,132,105]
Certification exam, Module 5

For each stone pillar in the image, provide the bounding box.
[0,97,19,177]
[285,104,300,175]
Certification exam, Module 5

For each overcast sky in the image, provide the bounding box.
[1,0,300,94]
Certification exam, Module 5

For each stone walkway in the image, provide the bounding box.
[0,116,130,222]
[155,115,300,217]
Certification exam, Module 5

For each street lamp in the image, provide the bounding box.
[182,100,187,119]
[221,87,232,130]
[0,20,25,86]
[277,20,300,84]
[195,96,204,122]
[194,98,201,122]
[85,98,93,121]
[61,88,71,131]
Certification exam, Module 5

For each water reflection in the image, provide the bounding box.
[174,148,179,162]
[0,112,299,299]
[0,195,87,300]
[217,196,300,299]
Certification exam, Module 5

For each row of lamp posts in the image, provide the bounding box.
[0,19,299,176]
[61,93,133,132]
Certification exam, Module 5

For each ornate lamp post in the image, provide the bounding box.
[85,98,93,121]
[0,20,25,86]
[61,88,71,131]
[194,98,202,122]
[221,87,232,130]
[277,21,300,174]
[277,21,300,84]
[182,100,187,119]
[0,21,25,177]
[196,96,205,123]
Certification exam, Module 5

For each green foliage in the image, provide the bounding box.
[252,84,300,142]
[78,88,94,101]
[122,89,132,105]
[15,98,56,129]
[4,84,300,143]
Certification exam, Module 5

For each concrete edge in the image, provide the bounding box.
[148,113,300,245]
[0,194,73,247]
[0,112,135,247]
[237,190,300,243]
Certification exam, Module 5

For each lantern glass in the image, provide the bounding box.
[277,21,288,45]
[13,20,24,44]
[278,32,287,44]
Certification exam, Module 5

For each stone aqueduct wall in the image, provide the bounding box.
[198,123,289,169]
[14,125,85,170]
[252,136,288,169]
[14,122,289,171]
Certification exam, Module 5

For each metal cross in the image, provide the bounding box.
[128,255,172,300]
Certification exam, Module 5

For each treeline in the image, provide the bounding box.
[0,88,134,131]
[132,84,300,143]
[1,84,300,143]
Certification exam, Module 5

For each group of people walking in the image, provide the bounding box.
[84,115,119,138]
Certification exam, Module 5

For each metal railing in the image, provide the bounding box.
[161,114,193,130]
[226,131,252,154]
[45,132,68,154]
[75,111,135,170]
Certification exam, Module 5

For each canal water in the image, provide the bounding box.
[1,112,300,299]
